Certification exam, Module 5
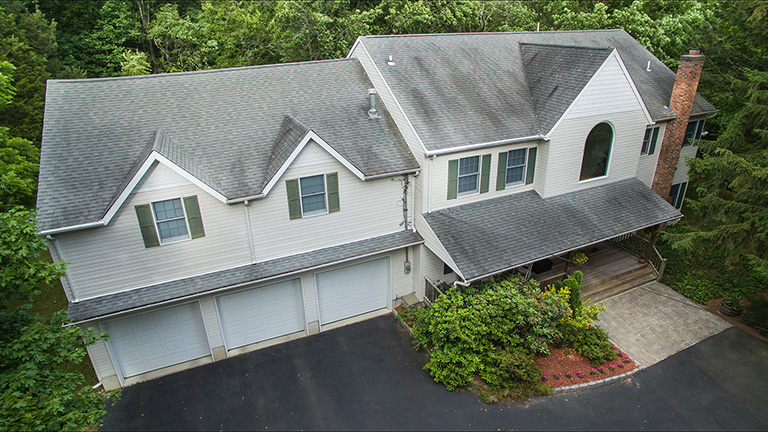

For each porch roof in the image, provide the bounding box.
[424,179,680,282]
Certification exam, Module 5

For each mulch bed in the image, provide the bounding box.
[535,346,637,388]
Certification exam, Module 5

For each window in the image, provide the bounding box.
[285,173,340,220]
[134,195,205,248]
[505,148,528,185]
[457,156,480,195]
[580,122,613,181]
[152,198,189,242]
[641,126,660,155]
[299,174,327,216]
[683,120,705,147]
[669,181,688,210]
[443,263,453,275]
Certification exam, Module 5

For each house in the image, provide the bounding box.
[36,29,715,390]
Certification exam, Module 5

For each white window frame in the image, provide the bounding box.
[457,155,480,196]
[299,174,328,217]
[579,122,614,183]
[505,148,528,187]
[641,126,659,155]
[150,197,191,245]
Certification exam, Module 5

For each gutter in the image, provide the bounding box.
[38,220,106,236]
[425,135,547,157]
[364,168,420,181]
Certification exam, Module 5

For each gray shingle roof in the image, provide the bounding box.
[521,44,611,133]
[68,230,423,322]
[358,30,717,151]
[37,59,419,231]
[424,179,681,281]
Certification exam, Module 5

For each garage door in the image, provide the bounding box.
[103,302,210,378]
[316,257,390,325]
[216,279,305,350]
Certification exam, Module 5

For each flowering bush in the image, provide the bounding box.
[589,368,597,376]
[618,362,624,368]
[598,366,605,374]
[565,371,573,379]
[542,374,549,382]
[576,370,585,378]
[572,251,589,265]
[553,373,561,380]
[608,363,616,371]
[623,357,631,364]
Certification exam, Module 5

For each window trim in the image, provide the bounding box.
[457,155,480,197]
[299,174,329,217]
[683,119,705,147]
[641,126,660,155]
[505,148,528,187]
[579,122,614,183]
[150,197,191,245]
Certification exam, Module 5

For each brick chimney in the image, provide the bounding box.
[651,49,705,200]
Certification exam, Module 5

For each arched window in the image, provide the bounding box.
[580,122,613,181]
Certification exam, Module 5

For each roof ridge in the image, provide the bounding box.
[518,42,612,50]
[362,29,624,39]
[48,58,359,84]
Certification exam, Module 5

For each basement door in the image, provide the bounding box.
[103,302,210,378]
[315,256,390,325]
[216,279,305,350]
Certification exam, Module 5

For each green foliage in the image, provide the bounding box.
[120,50,151,76]
[0,128,39,211]
[0,311,111,431]
[675,270,720,304]
[565,270,583,313]
[412,275,568,390]
[570,325,615,366]
[480,347,541,389]
[0,209,66,308]
[0,61,15,105]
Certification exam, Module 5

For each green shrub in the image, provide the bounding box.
[565,271,583,313]
[674,271,721,304]
[480,347,541,389]
[572,325,615,365]
[412,275,569,390]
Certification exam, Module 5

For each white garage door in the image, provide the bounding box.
[103,302,210,378]
[316,257,390,325]
[216,279,305,350]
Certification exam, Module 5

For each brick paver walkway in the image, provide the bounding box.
[596,281,731,367]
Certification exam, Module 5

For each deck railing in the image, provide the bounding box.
[536,272,570,289]
[610,233,667,279]
[423,278,446,306]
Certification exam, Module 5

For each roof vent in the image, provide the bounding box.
[646,60,651,72]
[387,55,396,66]
[368,88,380,119]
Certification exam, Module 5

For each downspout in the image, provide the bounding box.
[427,155,435,213]
[402,174,412,274]
[453,279,470,288]
[46,235,78,302]
[244,200,256,263]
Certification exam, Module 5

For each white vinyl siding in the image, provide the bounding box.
[248,141,404,263]
[567,54,642,117]
[636,123,665,187]
[429,142,539,212]
[216,279,305,350]
[673,143,699,185]
[315,257,390,325]
[103,302,210,378]
[56,163,252,299]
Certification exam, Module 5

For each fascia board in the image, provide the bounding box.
[260,130,366,196]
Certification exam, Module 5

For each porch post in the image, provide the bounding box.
[644,222,666,261]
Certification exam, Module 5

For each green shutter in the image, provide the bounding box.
[286,179,302,219]
[135,204,160,248]
[447,159,458,200]
[525,147,537,185]
[496,151,508,191]
[183,195,205,239]
[326,172,340,213]
[480,154,491,193]
[649,127,660,155]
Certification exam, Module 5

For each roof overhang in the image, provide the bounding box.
[423,179,681,282]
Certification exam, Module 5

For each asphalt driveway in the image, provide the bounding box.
[104,316,768,431]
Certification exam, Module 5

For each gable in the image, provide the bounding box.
[136,162,193,193]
